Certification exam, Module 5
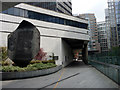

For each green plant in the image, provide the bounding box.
[1,63,57,72]
[1,59,14,66]
[47,60,55,64]
[30,59,55,64]
[30,60,42,64]
[41,60,48,64]
[2,66,26,72]
[108,47,120,56]
[0,47,8,60]
[41,60,55,64]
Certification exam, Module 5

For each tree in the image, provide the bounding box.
[109,47,120,56]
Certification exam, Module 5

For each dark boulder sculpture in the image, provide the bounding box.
[8,20,40,67]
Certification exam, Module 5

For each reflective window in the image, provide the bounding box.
[14,8,20,16]
[34,13,40,20]
[28,11,34,19]
[55,17,59,23]
[20,9,24,17]
[48,16,52,22]
[39,14,44,20]
[59,18,64,24]
[2,7,88,29]
[43,14,48,21]
[24,10,28,18]
[51,17,55,23]
[8,8,14,15]
[2,10,8,14]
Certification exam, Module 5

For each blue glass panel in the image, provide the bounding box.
[2,7,88,29]
[59,18,64,24]
[39,14,44,20]
[43,14,48,21]
[24,10,28,18]
[2,10,8,14]
[34,12,39,20]
[14,8,20,16]
[55,17,59,24]
[52,17,56,23]
[8,8,14,15]
[19,9,24,17]
[28,11,34,19]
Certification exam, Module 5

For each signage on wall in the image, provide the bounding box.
[53,56,59,60]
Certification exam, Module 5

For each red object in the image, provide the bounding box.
[35,48,47,60]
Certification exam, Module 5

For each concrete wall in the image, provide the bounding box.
[41,36,62,65]
[0,33,9,47]
[61,39,73,67]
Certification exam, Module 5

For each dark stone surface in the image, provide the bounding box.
[8,20,40,67]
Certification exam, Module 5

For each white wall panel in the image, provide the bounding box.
[41,37,62,65]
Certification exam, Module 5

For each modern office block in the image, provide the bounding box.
[106,0,120,47]
[26,0,72,15]
[77,14,100,53]
[97,21,109,52]
[105,8,111,50]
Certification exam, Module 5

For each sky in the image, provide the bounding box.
[72,0,108,22]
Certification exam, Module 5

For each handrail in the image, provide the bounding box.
[89,60,120,69]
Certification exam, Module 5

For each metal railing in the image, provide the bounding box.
[88,55,120,85]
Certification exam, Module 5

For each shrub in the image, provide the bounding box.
[42,60,55,64]
[34,48,47,60]
[1,59,14,66]
[41,60,48,64]
[1,63,57,72]
[2,66,26,72]
[30,59,55,64]
[47,60,55,64]
[0,47,8,60]
[30,60,42,64]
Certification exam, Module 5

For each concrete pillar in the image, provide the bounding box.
[82,44,88,64]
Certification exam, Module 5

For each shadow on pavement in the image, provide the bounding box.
[66,60,88,68]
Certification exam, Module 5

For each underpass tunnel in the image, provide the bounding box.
[62,38,88,66]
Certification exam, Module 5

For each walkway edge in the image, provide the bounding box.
[1,65,62,80]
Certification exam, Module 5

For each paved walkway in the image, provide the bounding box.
[2,61,119,89]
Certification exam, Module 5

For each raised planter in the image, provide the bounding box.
[1,65,62,80]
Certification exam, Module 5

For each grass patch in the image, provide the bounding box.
[0,63,57,72]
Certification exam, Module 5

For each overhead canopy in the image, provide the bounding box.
[62,38,88,49]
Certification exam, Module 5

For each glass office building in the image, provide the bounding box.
[77,14,100,52]
[97,21,109,52]
[105,9,111,50]
[107,0,120,47]
[26,0,72,15]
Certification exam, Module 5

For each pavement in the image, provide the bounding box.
[2,61,119,89]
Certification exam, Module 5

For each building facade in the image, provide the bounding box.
[97,21,109,52]
[26,0,72,15]
[105,8,111,50]
[0,3,89,66]
[106,0,120,48]
[77,14,100,52]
